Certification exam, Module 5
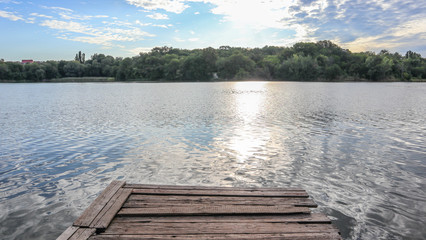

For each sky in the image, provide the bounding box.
[0,0,425,61]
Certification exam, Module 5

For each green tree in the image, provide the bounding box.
[24,63,45,81]
[42,61,59,79]
[293,42,320,56]
[217,53,255,79]
[365,55,394,80]
[202,47,218,74]
[75,51,85,63]
[324,64,344,80]
[164,58,182,81]
[256,55,280,79]
[6,62,24,80]
[116,57,134,81]
[63,61,85,77]
[181,53,210,80]
[277,54,319,81]
[0,63,10,80]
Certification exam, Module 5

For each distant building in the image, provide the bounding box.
[21,59,34,64]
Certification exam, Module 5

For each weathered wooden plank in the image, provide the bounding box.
[74,181,126,227]
[124,184,305,192]
[127,194,310,201]
[56,226,79,240]
[103,222,338,235]
[118,205,310,216]
[90,188,132,229]
[123,201,317,208]
[68,228,96,240]
[90,232,341,240]
[88,188,124,228]
[76,228,96,240]
[112,213,331,224]
[124,195,317,207]
[129,193,312,202]
[131,189,309,197]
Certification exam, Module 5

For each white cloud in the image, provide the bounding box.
[94,15,109,18]
[126,0,189,14]
[58,35,113,46]
[105,27,155,38]
[153,24,169,28]
[174,37,185,42]
[146,12,169,20]
[173,36,199,42]
[107,20,133,26]
[0,10,23,21]
[40,19,98,35]
[0,0,22,3]
[58,12,109,20]
[123,0,314,44]
[202,0,297,30]
[42,6,73,12]
[371,0,401,11]
[135,20,170,28]
[135,20,152,26]
[391,18,426,38]
[26,17,35,23]
[340,18,426,53]
[334,0,350,19]
[30,13,53,19]
[128,47,152,55]
[40,19,155,46]
[194,11,200,15]
[299,0,328,18]
[41,5,108,20]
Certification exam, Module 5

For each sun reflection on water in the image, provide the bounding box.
[228,81,269,163]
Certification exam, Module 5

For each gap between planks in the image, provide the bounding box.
[111,213,332,224]
[131,188,309,197]
[102,222,339,235]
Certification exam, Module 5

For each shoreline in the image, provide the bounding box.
[1,78,425,83]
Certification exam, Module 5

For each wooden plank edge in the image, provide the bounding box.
[111,213,331,224]
[91,188,132,229]
[56,226,79,240]
[69,228,96,240]
[102,222,341,235]
[124,183,305,192]
[76,228,97,240]
[89,233,342,240]
[88,188,124,229]
[74,181,126,227]
[122,202,318,208]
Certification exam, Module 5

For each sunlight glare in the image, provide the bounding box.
[229,81,269,163]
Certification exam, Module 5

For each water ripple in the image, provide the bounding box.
[0,82,425,239]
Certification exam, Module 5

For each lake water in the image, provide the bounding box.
[0,82,425,239]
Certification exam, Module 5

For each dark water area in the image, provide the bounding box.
[0,82,425,239]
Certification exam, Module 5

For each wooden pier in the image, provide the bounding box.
[58,181,341,239]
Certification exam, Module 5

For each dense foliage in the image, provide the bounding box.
[1,41,425,82]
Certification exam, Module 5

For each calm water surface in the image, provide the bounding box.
[0,82,425,239]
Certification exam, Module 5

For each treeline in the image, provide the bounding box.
[1,41,425,82]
